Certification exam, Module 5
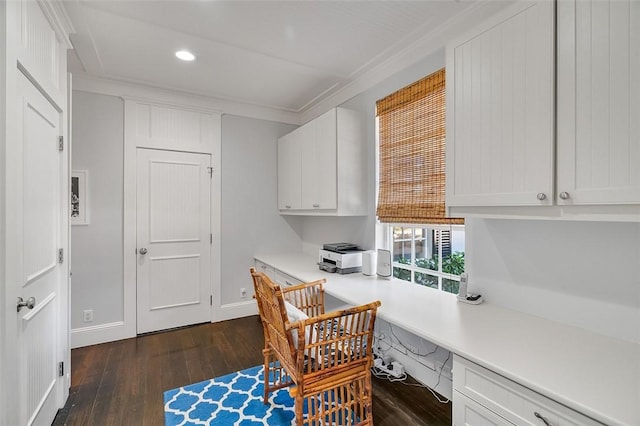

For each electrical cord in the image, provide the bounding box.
[372,326,452,405]
[432,351,451,395]
[388,323,439,358]
[371,366,407,382]
[397,378,451,404]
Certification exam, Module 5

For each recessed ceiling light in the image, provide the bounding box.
[175,50,196,61]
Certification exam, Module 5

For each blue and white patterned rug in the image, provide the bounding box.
[164,365,297,426]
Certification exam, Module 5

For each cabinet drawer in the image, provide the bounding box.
[453,355,603,426]
[454,391,514,426]
[274,270,302,287]
[254,260,275,280]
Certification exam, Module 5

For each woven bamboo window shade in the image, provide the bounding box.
[376,68,463,225]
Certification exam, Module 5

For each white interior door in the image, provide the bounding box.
[7,72,65,425]
[136,148,212,334]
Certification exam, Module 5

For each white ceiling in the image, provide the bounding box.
[64,1,478,117]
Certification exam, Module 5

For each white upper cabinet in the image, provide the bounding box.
[446,1,555,207]
[557,0,640,205]
[301,109,337,210]
[277,107,366,216]
[446,0,640,219]
[277,131,302,210]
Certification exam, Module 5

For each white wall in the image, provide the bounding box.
[69,93,305,343]
[70,91,124,329]
[467,218,640,343]
[220,114,302,304]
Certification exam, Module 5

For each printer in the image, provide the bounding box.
[318,243,363,274]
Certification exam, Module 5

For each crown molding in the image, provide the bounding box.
[299,0,513,123]
[68,1,512,126]
[38,0,74,49]
[72,73,302,125]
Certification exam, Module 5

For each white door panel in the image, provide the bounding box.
[14,72,63,426]
[136,149,211,334]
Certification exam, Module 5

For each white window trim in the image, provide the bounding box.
[382,223,465,292]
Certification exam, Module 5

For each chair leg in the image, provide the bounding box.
[262,348,272,405]
[295,391,304,426]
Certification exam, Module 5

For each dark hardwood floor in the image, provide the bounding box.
[53,316,451,425]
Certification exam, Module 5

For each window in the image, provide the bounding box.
[389,224,465,294]
[376,68,465,293]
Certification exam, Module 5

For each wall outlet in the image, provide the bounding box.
[240,288,247,298]
[83,309,93,323]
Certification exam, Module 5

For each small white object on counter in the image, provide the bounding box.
[457,273,483,305]
[376,249,392,279]
[362,250,377,276]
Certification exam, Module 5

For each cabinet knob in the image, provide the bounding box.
[536,193,547,201]
[285,205,291,209]
[312,204,320,208]
[559,191,570,200]
[534,412,552,426]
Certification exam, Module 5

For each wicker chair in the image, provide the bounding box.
[249,267,381,426]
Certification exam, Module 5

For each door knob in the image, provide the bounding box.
[139,248,148,255]
[17,296,36,312]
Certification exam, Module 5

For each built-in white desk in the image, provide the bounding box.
[255,253,640,426]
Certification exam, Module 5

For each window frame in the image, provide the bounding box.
[383,223,465,293]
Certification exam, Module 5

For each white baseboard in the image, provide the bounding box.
[214,300,258,322]
[70,321,133,349]
[70,302,257,348]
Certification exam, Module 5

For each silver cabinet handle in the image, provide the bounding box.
[312,204,320,208]
[139,248,148,255]
[537,193,547,201]
[559,191,570,200]
[534,412,552,426]
[285,205,291,209]
[17,296,36,312]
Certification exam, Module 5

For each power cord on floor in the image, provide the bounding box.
[371,365,407,382]
[372,328,452,404]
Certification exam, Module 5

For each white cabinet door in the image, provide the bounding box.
[446,1,555,207]
[301,109,337,210]
[277,132,301,210]
[557,0,640,205]
[277,107,364,215]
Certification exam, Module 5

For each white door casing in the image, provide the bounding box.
[7,71,65,426]
[136,148,212,334]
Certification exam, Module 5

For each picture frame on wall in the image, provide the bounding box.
[71,170,89,225]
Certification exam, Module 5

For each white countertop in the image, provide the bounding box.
[255,253,640,426]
